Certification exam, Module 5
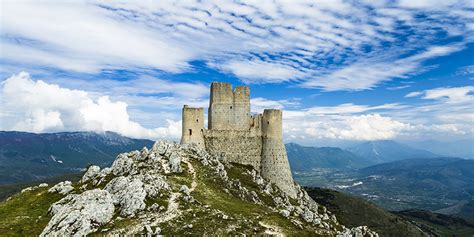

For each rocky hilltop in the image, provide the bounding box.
[2,140,377,236]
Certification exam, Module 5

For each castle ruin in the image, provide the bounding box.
[180,82,297,198]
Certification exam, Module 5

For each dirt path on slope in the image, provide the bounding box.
[123,158,198,234]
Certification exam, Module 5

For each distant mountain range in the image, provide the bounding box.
[286,143,375,172]
[0,131,153,184]
[347,140,439,164]
[411,139,474,159]
[287,140,440,172]
[341,157,474,220]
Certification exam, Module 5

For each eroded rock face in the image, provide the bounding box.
[105,176,146,217]
[81,165,101,183]
[40,189,114,237]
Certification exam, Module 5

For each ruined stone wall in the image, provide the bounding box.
[260,109,297,198]
[208,82,250,131]
[180,105,205,148]
[208,82,233,130]
[233,86,251,130]
[203,129,262,170]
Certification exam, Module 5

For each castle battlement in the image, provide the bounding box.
[181,82,296,198]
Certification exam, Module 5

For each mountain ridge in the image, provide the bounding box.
[348,140,439,163]
[0,131,153,184]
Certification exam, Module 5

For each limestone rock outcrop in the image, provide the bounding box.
[40,189,114,237]
[38,140,377,236]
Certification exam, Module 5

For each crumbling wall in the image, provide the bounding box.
[180,105,205,148]
[208,82,250,131]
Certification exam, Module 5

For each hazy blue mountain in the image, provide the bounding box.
[286,143,375,172]
[348,158,474,216]
[347,140,438,163]
[0,131,153,184]
[411,139,474,159]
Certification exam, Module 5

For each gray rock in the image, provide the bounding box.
[140,147,149,160]
[105,176,146,217]
[40,189,114,237]
[139,173,170,198]
[145,224,153,234]
[337,226,379,237]
[169,152,182,173]
[301,208,314,223]
[48,181,74,195]
[180,185,191,196]
[21,187,34,193]
[81,165,101,183]
[152,140,168,155]
[111,153,135,176]
[147,203,160,211]
[280,209,290,218]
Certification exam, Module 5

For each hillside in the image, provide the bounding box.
[343,158,474,213]
[348,140,438,163]
[395,209,474,236]
[286,143,375,172]
[305,187,425,236]
[0,141,377,236]
[0,131,153,184]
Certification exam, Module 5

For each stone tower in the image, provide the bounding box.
[181,82,297,198]
[208,82,250,130]
[180,105,205,148]
[261,109,297,198]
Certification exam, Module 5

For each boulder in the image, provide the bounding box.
[105,176,146,217]
[40,189,114,236]
[48,181,74,195]
[81,165,101,183]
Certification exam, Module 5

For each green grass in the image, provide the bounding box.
[306,187,426,237]
[0,187,63,236]
[159,160,327,236]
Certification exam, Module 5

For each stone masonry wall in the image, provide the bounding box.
[208,82,250,131]
[203,130,262,170]
[180,106,205,148]
[261,109,297,198]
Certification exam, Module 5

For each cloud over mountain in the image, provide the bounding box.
[0,72,180,139]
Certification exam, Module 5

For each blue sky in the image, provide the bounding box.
[0,0,473,145]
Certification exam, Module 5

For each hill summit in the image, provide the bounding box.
[3,141,377,236]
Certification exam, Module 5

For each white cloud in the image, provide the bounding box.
[405,91,423,97]
[283,113,410,141]
[1,1,193,73]
[1,0,472,90]
[423,86,474,103]
[405,86,474,102]
[302,45,465,91]
[250,97,300,113]
[0,72,181,139]
[215,59,304,83]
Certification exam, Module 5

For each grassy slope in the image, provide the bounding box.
[0,172,82,201]
[0,161,340,236]
[395,209,474,237]
[159,161,335,236]
[305,187,426,237]
[0,187,62,236]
